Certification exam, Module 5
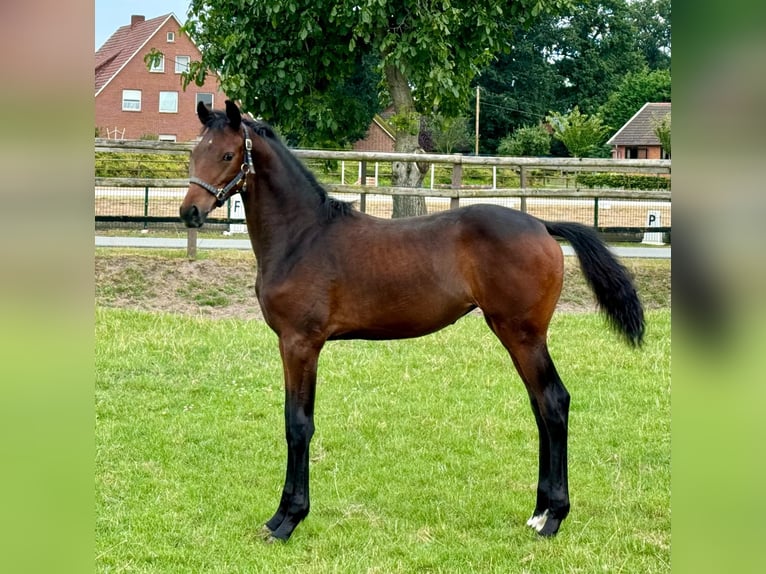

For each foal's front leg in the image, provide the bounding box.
[264,336,321,542]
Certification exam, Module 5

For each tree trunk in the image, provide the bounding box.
[384,64,427,218]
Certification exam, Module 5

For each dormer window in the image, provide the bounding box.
[167,31,175,42]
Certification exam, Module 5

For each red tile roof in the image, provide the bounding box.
[95,14,175,95]
[607,102,671,147]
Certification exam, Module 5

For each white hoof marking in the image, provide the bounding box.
[527,509,549,532]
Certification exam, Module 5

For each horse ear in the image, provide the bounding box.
[197,100,210,125]
[225,100,241,130]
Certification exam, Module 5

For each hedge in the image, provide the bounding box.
[95,152,189,179]
[574,172,670,190]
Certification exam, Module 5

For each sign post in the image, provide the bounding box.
[642,210,664,245]
[228,196,247,234]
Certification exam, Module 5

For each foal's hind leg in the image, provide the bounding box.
[485,317,571,536]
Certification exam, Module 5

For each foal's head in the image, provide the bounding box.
[180,100,250,227]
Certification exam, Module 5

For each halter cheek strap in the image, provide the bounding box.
[189,125,255,207]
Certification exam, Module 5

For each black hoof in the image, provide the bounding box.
[526,509,565,536]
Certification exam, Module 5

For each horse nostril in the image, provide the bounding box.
[180,204,203,228]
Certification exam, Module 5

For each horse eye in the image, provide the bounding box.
[222,152,234,161]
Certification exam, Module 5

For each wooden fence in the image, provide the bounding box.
[95,139,671,251]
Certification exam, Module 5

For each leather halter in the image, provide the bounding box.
[189,125,255,207]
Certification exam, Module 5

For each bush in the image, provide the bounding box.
[497,125,551,156]
[547,107,611,158]
[95,152,189,178]
[575,173,670,190]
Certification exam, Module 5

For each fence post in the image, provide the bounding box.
[450,161,462,210]
[519,167,528,213]
[187,228,197,260]
[143,186,149,230]
[593,197,599,229]
[359,160,367,213]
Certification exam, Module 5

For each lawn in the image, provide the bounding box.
[95,308,670,573]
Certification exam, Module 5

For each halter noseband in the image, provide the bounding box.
[189,125,255,207]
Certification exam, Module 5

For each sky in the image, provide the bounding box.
[95,0,191,50]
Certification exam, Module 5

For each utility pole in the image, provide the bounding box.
[475,86,480,155]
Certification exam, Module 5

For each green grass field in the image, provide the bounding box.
[96,308,670,573]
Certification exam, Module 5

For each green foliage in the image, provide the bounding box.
[425,114,473,154]
[653,112,671,157]
[575,172,671,190]
[473,0,671,154]
[549,0,646,114]
[143,48,164,71]
[546,107,611,158]
[598,68,671,134]
[630,0,672,70]
[180,0,571,147]
[497,124,552,156]
[95,152,188,178]
[388,111,421,138]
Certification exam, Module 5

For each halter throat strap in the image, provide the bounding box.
[189,124,255,207]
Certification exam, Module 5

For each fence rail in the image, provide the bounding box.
[95,140,671,256]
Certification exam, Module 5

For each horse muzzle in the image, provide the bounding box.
[179,203,208,228]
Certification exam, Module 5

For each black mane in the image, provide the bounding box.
[202,110,354,220]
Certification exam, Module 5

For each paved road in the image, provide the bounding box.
[95,235,671,259]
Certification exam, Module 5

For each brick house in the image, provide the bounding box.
[607,102,671,159]
[95,14,228,142]
[352,114,396,153]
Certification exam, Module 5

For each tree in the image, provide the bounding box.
[653,112,671,157]
[598,67,671,136]
[471,19,561,154]
[425,114,473,154]
[497,125,552,156]
[629,0,672,71]
[547,107,611,157]
[551,0,646,115]
[180,0,572,216]
[474,0,670,154]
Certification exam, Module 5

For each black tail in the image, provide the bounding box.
[544,221,645,346]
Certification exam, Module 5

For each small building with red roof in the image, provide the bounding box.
[607,102,671,160]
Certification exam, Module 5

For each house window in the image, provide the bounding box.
[167,32,175,42]
[175,55,190,74]
[159,134,177,142]
[122,90,141,111]
[196,93,213,110]
[149,54,164,73]
[159,91,178,113]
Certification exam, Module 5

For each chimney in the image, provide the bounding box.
[131,15,145,28]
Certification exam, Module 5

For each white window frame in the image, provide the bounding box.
[159,91,178,113]
[121,89,141,112]
[158,134,177,142]
[167,32,175,42]
[196,93,214,110]
[175,55,190,74]
[149,54,164,73]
